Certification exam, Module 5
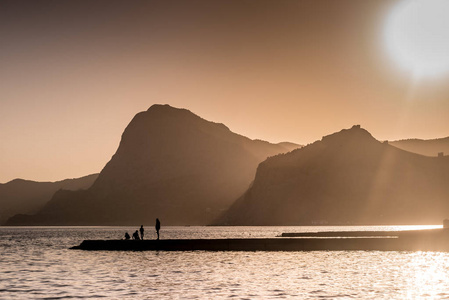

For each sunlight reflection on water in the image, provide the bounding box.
[0,226,448,299]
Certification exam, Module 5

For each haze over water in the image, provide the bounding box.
[2,225,448,299]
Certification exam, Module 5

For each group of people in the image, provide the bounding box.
[124,218,161,240]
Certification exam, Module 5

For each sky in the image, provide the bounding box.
[1,0,449,183]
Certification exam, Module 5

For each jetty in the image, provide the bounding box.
[281,230,418,237]
[70,228,449,252]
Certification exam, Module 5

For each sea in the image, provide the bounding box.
[1,225,449,299]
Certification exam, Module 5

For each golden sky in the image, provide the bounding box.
[1,0,448,183]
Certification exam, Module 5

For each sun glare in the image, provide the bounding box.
[385,0,449,78]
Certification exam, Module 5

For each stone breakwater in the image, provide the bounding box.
[71,229,449,251]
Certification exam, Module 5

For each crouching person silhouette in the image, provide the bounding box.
[132,230,140,240]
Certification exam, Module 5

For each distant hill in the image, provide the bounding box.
[218,125,449,225]
[6,105,298,225]
[0,174,98,225]
[390,137,449,157]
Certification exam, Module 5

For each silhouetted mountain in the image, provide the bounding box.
[390,137,449,157]
[0,174,98,225]
[219,125,449,225]
[6,105,298,225]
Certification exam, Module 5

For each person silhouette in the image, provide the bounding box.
[124,232,130,240]
[132,230,140,240]
[155,218,161,240]
[140,225,144,240]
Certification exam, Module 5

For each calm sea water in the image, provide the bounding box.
[1,225,449,299]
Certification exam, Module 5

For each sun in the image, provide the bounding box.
[384,0,449,78]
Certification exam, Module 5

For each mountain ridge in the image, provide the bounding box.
[0,174,98,225]
[390,136,449,157]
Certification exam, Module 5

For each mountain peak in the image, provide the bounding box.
[147,104,185,112]
[321,125,377,146]
[143,104,230,132]
[146,104,193,119]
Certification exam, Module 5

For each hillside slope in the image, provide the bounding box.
[219,126,449,225]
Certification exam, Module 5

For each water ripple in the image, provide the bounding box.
[1,226,449,299]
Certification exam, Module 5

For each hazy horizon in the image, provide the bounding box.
[2,0,449,183]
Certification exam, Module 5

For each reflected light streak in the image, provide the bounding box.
[405,252,449,298]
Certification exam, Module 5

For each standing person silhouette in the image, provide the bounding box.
[140,225,144,240]
[155,218,161,240]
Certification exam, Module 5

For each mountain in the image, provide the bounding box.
[0,174,98,225]
[390,137,449,157]
[218,125,449,225]
[6,105,298,225]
